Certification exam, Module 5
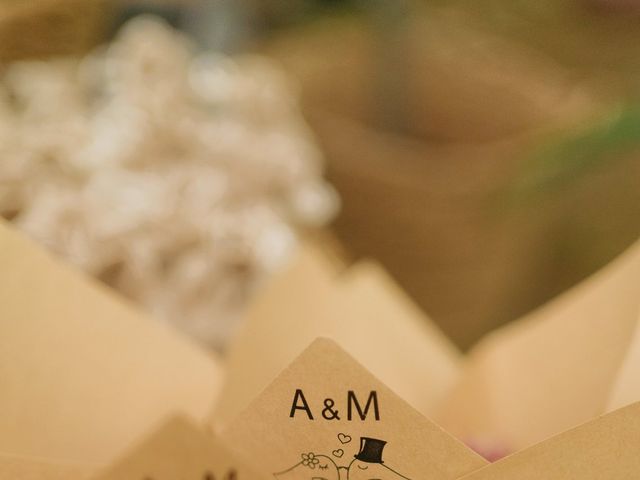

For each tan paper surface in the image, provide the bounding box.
[338,262,461,411]
[0,453,92,480]
[222,338,485,480]
[438,239,640,451]
[0,220,224,464]
[94,416,265,480]
[213,246,339,426]
[214,247,460,427]
[457,401,640,480]
[606,311,640,411]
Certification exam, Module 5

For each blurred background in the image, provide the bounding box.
[1,0,640,351]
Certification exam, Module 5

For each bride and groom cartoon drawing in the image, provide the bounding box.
[274,436,410,480]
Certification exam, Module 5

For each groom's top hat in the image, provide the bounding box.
[354,437,387,464]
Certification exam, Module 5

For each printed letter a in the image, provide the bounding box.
[289,389,314,420]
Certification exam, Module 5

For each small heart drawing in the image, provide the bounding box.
[337,433,352,444]
[332,449,344,458]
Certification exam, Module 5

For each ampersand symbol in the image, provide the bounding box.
[322,398,340,420]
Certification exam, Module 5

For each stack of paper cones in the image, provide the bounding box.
[2,217,640,479]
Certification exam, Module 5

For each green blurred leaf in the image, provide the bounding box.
[513,102,640,195]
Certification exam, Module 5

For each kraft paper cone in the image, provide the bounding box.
[0,220,223,464]
[222,338,486,480]
[93,416,265,480]
[438,238,640,451]
[213,247,460,427]
[457,401,640,480]
[213,246,340,426]
[0,453,92,480]
[337,261,461,411]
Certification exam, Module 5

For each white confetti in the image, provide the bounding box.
[0,16,338,350]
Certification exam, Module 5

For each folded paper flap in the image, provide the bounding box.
[337,260,461,407]
[0,220,223,464]
[606,311,640,411]
[458,401,640,479]
[94,415,265,480]
[438,238,640,450]
[222,338,486,480]
[215,246,461,427]
[339,260,460,359]
[213,245,339,426]
[0,453,92,480]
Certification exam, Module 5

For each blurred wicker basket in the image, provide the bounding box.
[0,0,113,62]
[265,9,640,349]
